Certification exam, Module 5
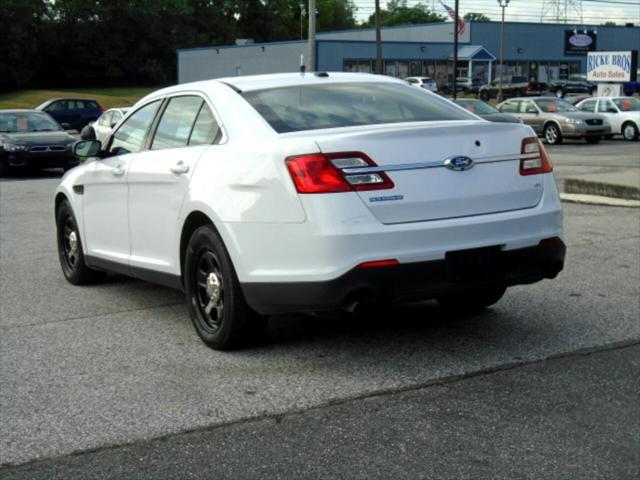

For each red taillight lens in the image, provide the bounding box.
[98,105,104,112]
[357,259,399,268]
[285,152,394,194]
[520,137,553,176]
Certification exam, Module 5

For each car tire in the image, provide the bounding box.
[184,225,268,350]
[585,136,601,144]
[543,123,563,145]
[479,90,490,101]
[622,121,639,141]
[555,88,564,98]
[436,286,506,313]
[56,200,107,285]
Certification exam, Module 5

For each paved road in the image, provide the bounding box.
[1,145,639,474]
[3,344,638,479]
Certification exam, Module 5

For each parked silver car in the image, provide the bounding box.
[404,76,438,93]
[497,97,610,145]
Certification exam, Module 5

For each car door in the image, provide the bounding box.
[597,98,622,133]
[518,99,544,134]
[81,99,162,268]
[127,94,223,278]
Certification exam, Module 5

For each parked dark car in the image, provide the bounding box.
[35,98,104,131]
[454,99,522,123]
[0,110,78,175]
[479,76,548,101]
[548,74,597,98]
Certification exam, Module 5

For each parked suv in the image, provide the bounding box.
[479,76,548,101]
[56,73,565,350]
[36,98,104,131]
[548,74,597,98]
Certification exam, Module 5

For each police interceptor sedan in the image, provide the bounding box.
[55,72,565,350]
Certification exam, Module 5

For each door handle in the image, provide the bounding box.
[111,166,125,177]
[170,161,189,175]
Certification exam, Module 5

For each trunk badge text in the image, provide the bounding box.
[444,156,474,171]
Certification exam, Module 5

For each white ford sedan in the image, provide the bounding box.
[55,72,565,350]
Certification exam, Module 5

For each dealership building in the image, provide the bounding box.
[177,20,639,86]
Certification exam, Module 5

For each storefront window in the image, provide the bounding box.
[397,61,409,78]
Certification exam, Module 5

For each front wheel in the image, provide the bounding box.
[56,200,107,284]
[184,225,268,350]
[585,136,601,144]
[622,122,639,141]
[437,286,506,313]
[543,123,563,145]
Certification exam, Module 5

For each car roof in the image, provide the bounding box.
[150,72,404,98]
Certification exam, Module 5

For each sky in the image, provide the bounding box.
[351,0,640,25]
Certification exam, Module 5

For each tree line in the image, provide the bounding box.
[1,0,479,92]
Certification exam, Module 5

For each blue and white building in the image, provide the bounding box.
[177,21,640,86]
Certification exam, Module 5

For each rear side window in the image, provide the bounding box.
[189,104,220,145]
[151,96,203,150]
[241,82,474,133]
[87,101,100,110]
[579,100,596,112]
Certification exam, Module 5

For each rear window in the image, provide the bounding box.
[241,82,474,133]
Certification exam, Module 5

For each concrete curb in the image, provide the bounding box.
[564,178,640,201]
[560,192,640,207]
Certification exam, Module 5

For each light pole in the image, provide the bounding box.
[497,0,510,102]
[308,0,316,72]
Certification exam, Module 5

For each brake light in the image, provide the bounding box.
[285,152,394,194]
[357,259,399,268]
[98,105,104,112]
[527,83,533,91]
[520,137,553,176]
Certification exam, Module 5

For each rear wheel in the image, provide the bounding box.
[56,200,107,284]
[437,286,506,313]
[184,225,268,350]
[622,122,639,141]
[585,136,601,144]
[543,123,563,145]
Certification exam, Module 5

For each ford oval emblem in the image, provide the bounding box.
[444,156,474,171]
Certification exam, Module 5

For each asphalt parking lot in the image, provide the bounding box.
[1,139,639,478]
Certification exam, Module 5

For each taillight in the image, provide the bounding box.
[357,259,399,268]
[285,152,394,194]
[520,137,553,176]
[527,83,533,91]
[98,105,104,112]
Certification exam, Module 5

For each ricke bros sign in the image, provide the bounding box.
[587,51,638,82]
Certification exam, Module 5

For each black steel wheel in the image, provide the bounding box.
[184,225,268,350]
[437,286,506,314]
[56,200,106,284]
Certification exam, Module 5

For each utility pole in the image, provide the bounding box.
[497,0,510,102]
[452,0,459,99]
[375,0,382,74]
[308,0,316,72]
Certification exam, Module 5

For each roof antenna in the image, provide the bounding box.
[300,54,306,75]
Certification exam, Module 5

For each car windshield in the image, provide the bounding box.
[0,112,62,133]
[242,82,474,133]
[534,99,577,113]
[613,97,640,111]
[455,100,499,115]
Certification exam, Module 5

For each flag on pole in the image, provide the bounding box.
[440,1,465,35]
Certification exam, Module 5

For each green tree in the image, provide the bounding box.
[603,21,616,26]
[464,12,490,21]
[362,0,445,27]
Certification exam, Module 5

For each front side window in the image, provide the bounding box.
[98,112,113,127]
[519,101,538,114]
[151,96,204,150]
[534,99,577,113]
[110,100,160,155]
[241,82,475,134]
[579,100,596,112]
[499,101,518,113]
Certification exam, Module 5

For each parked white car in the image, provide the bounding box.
[575,96,639,141]
[404,76,438,92]
[55,72,565,350]
[91,107,129,143]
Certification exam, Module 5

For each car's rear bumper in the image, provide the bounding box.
[242,238,566,314]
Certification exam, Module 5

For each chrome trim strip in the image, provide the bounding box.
[342,153,537,174]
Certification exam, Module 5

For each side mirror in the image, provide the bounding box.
[80,125,97,141]
[74,140,102,158]
[110,122,117,128]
